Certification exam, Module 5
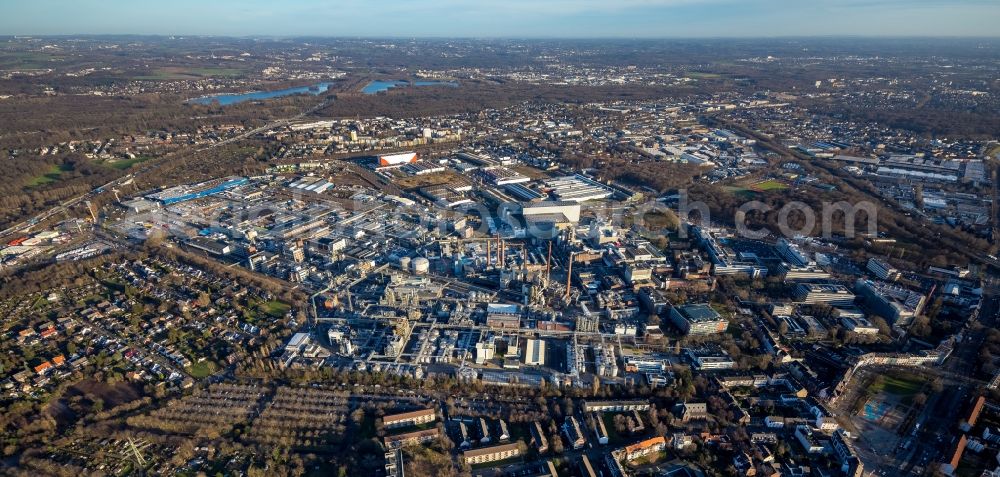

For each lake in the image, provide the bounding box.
[361,80,458,95]
[188,82,332,106]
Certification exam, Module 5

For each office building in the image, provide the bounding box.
[867,257,900,281]
[669,304,727,335]
[854,279,926,326]
[794,283,856,306]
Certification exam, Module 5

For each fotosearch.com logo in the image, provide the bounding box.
[133,186,879,243]
[631,190,879,240]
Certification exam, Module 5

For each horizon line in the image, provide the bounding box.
[5,33,1000,41]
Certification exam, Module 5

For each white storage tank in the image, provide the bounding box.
[398,256,411,270]
[412,257,430,275]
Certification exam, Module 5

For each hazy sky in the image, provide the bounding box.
[2,0,998,38]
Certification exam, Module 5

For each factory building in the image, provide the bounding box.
[524,339,546,366]
[485,303,521,329]
[521,201,581,223]
[543,174,613,203]
[147,177,249,205]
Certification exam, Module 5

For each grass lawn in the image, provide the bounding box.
[600,412,629,446]
[27,163,73,187]
[685,72,721,79]
[261,300,291,318]
[100,279,126,294]
[724,179,789,197]
[751,179,789,191]
[187,360,218,379]
[871,374,925,397]
[104,156,152,170]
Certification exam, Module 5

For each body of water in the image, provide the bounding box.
[189,82,332,106]
[361,80,458,94]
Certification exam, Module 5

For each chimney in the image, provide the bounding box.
[565,251,574,300]
[546,241,553,282]
[500,239,506,268]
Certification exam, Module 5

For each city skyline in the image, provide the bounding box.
[2,0,1000,38]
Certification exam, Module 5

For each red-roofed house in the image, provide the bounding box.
[33,361,53,375]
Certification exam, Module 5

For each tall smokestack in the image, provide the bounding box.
[565,252,574,300]
[487,239,491,268]
[546,241,553,282]
[500,239,506,268]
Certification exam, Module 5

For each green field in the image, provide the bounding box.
[0,51,63,69]
[724,179,789,197]
[134,67,245,81]
[103,156,152,170]
[752,179,789,191]
[186,360,218,379]
[27,163,73,187]
[601,412,629,446]
[261,300,291,317]
[871,374,924,397]
[722,185,758,199]
[686,71,722,79]
[243,299,292,323]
